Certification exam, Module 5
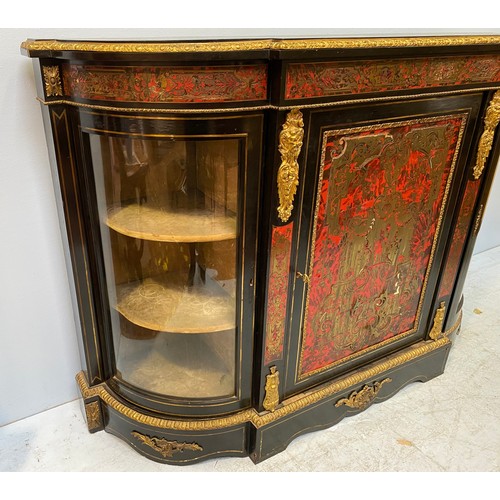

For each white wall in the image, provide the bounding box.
[1,28,499,427]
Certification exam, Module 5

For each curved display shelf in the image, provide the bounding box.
[106,204,237,242]
[116,277,236,334]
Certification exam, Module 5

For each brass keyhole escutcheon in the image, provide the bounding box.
[296,271,310,284]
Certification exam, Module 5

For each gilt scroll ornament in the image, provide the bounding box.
[335,378,392,410]
[429,302,446,340]
[277,109,304,222]
[42,65,63,97]
[264,224,294,365]
[131,431,203,458]
[263,366,280,412]
[473,90,500,180]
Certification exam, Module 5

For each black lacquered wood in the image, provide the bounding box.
[25,38,500,465]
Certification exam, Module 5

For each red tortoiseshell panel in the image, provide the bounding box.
[299,115,467,378]
[62,64,268,103]
[285,55,500,100]
[264,223,293,365]
[437,179,481,301]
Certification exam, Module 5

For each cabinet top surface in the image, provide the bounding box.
[21,35,500,56]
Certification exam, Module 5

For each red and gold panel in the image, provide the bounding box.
[264,223,293,365]
[285,55,500,100]
[62,64,268,103]
[298,114,468,379]
[437,179,481,301]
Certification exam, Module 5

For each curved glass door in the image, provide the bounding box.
[89,132,240,399]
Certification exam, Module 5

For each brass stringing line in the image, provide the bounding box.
[297,113,468,381]
[36,86,500,114]
[238,133,251,401]
[474,204,485,236]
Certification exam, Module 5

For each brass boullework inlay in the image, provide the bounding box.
[335,378,392,410]
[277,108,304,222]
[42,65,63,97]
[429,302,447,340]
[473,90,500,180]
[21,36,500,55]
[131,431,203,458]
[263,366,280,412]
[474,204,485,236]
[298,114,468,380]
[84,401,102,431]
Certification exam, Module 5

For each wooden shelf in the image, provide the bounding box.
[106,204,237,242]
[116,276,236,334]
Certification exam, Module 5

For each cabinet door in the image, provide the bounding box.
[281,94,482,396]
[76,111,263,416]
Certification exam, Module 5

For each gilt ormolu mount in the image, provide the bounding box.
[22,35,500,464]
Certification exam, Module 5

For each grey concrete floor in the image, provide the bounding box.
[1,246,499,473]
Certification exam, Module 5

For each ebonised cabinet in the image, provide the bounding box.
[22,35,500,464]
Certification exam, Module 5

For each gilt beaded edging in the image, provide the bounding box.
[75,310,461,432]
[35,85,500,115]
[21,36,500,55]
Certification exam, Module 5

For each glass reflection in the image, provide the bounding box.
[90,131,239,398]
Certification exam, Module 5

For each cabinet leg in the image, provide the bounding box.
[83,399,104,433]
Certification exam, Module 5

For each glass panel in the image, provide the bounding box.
[89,131,240,399]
